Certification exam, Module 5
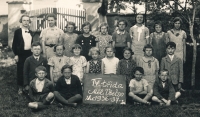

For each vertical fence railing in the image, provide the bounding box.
[28,7,86,32]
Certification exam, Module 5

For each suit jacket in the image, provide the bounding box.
[153,79,175,101]
[55,75,82,96]
[29,78,54,102]
[160,55,183,84]
[23,55,48,86]
[12,28,33,56]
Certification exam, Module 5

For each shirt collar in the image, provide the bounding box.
[65,77,71,81]
[36,78,45,84]
[168,54,174,61]
[21,27,29,32]
[33,55,40,60]
[116,30,125,35]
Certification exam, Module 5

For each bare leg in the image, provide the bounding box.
[143,89,153,101]
[67,94,82,103]
[54,91,77,107]
[129,92,147,104]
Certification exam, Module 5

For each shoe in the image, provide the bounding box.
[159,102,165,106]
[67,103,77,108]
[145,101,151,105]
[57,103,64,108]
[28,102,38,109]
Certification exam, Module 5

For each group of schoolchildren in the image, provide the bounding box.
[20,14,185,111]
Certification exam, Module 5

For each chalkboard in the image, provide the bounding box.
[83,74,126,104]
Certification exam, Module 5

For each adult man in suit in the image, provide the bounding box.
[12,14,33,94]
[54,65,82,107]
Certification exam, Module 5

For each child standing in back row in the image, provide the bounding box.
[75,21,97,61]
[86,47,101,74]
[112,19,131,60]
[96,22,113,59]
[101,46,119,74]
[48,44,70,84]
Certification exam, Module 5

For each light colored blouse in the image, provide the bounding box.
[102,57,119,74]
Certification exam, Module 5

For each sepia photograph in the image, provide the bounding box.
[0,0,200,116]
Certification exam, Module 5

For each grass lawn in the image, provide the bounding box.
[1,66,200,117]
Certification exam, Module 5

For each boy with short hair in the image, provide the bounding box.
[160,42,182,100]
[23,41,48,91]
[152,69,175,106]
[128,67,152,105]
[28,66,54,111]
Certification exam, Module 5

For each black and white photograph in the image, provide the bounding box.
[0,0,200,116]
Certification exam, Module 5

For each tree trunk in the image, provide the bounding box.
[190,23,197,92]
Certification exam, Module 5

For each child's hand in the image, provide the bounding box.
[14,55,18,62]
[166,100,171,106]
[178,83,182,90]
[161,98,168,104]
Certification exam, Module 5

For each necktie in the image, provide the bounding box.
[25,30,29,33]
[36,58,39,61]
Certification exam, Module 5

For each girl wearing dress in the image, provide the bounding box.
[138,44,159,89]
[48,44,70,84]
[75,21,97,61]
[86,47,101,74]
[61,22,78,57]
[70,44,87,82]
[117,47,136,84]
[40,13,64,59]
[150,21,167,63]
[129,14,150,62]
[96,22,113,59]
[101,46,119,74]
[167,17,187,62]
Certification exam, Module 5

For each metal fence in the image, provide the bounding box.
[27,7,86,32]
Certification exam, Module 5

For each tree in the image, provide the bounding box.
[148,0,200,91]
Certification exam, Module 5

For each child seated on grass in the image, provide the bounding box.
[129,67,152,105]
[28,66,54,111]
[152,69,175,106]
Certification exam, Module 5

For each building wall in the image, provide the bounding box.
[0,15,8,46]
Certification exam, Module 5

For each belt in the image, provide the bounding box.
[46,44,56,47]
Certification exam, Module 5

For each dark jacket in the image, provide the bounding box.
[55,75,82,96]
[23,55,48,86]
[153,78,175,101]
[160,55,183,85]
[29,78,54,102]
[12,28,33,55]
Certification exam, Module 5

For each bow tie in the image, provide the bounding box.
[25,31,30,33]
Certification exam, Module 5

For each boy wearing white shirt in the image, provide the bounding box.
[28,66,54,111]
